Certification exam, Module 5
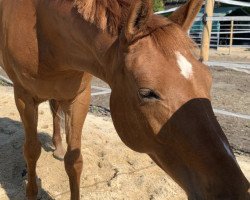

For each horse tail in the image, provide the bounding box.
[49,100,65,134]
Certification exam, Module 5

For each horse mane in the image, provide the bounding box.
[74,0,131,35]
[74,0,197,56]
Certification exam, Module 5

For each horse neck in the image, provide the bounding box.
[36,0,119,85]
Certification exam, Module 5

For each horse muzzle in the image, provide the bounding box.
[154,98,249,199]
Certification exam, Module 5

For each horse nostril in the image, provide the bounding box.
[138,88,161,101]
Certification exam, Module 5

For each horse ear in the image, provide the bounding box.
[169,0,203,32]
[124,0,152,41]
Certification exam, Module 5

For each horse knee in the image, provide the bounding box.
[23,140,41,162]
[64,149,83,174]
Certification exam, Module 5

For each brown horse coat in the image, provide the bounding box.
[0,0,249,199]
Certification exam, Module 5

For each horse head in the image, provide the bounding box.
[109,0,250,199]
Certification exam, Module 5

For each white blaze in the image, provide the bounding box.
[175,51,193,79]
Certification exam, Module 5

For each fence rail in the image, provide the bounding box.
[189,16,250,50]
[206,16,250,22]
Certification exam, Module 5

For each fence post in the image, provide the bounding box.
[201,0,215,62]
[216,22,220,49]
[229,20,234,55]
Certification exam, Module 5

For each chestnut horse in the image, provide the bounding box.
[0,0,249,199]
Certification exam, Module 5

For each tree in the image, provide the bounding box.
[153,0,164,12]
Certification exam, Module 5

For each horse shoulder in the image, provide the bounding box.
[1,0,39,77]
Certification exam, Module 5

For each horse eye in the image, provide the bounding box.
[138,88,161,101]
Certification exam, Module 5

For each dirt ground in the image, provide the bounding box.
[209,47,250,63]
[210,67,250,154]
[0,66,250,199]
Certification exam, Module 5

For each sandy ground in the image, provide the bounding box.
[209,47,250,63]
[0,83,250,200]
[210,67,250,154]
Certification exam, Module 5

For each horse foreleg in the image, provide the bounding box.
[14,86,41,200]
[61,86,91,200]
[49,99,66,161]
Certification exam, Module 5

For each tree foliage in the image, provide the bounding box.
[154,0,250,15]
[153,0,164,12]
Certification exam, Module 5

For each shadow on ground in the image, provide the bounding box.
[0,117,55,200]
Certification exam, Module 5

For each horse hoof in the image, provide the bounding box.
[53,148,65,161]
[23,177,42,200]
[27,196,37,200]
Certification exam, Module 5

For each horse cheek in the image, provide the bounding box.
[110,90,153,153]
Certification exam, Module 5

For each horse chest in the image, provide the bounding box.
[15,71,89,101]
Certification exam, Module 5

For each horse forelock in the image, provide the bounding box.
[74,0,131,35]
[149,21,198,58]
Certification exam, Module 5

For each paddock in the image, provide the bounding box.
[0,64,249,200]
